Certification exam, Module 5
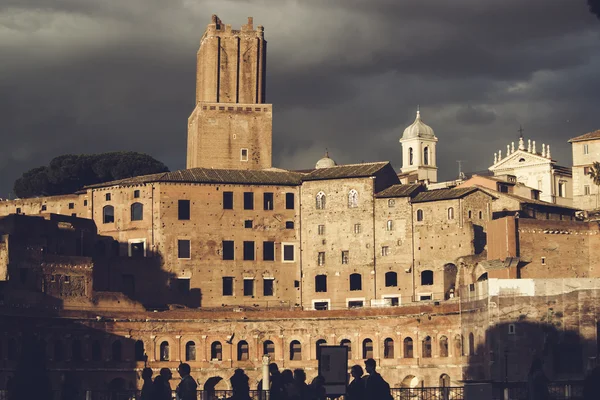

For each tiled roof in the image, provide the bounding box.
[411,187,483,203]
[85,168,304,189]
[302,162,391,181]
[568,129,600,143]
[553,165,572,176]
[472,185,580,210]
[375,184,424,198]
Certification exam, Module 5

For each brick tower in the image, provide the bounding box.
[186,15,272,170]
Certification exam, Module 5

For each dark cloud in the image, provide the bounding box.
[1,0,600,197]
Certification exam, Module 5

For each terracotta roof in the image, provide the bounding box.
[472,185,580,211]
[412,187,485,203]
[375,184,424,198]
[302,162,391,181]
[553,165,572,176]
[569,129,600,143]
[85,168,304,189]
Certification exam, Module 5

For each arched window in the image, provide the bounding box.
[384,338,394,359]
[409,148,414,165]
[71,339,82,361]
[316,339,327,359]
[112,341,122,362]
[185,341,196,361]
[103,205,114,224]
[130,202,143,221]
[91,340,102,362]
[479,211,483,219]
[211,341,222,361]
[386,220,393,231]
[403,337,413,358]
[160,341,170,361]
[315,275,327,292]
[135,340,145,361]
[468,333,475,355]
[290,340,302,361]
[385,272,397,287]
[455,335,463,357]
[263,340,275,357]
[424,146,429,165]
[421,270,433,286]
[422,336,432,358]
[316,192,326,210]
[348,189,358,208]
[54,340,64,362]
[439,336,449,357]
[448,207,454,220]
[349,273,362,291]
[416,209,424,222]
[340,339,352,360]
[362,339,373,359]
[468,210,472,219]
[440,374,451,387]
[238,341,249,361]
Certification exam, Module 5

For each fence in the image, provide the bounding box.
[491,382,585,400]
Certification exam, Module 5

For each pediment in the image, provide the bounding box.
[489,150,551,172]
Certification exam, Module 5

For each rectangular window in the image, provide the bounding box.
[222,241,234,260]
[382,246,390,256]
[175,278,190,294]
[178,240,191,259]
[285,193,295,209]
[243,279,254,296]
[348,300,364,308]
[244,220,253,228]
[318,225,325,235]
[584,144,589,155]
[318,252,325,266]
[223,192,234,209]
[285,221,294,229]
[354,223,361,234]
[16,207,21,214]
[584,166,591,175]
[585,185,591,195]
[178,200,190,220]
[222,277,233,296]
[241,148,249,161]
[84,200,88,206]
[134,190,140,198]
[129,241,146,258]
[71,213,77,217]
[244,192,254,210]
[341,251,349,265]
[558,182,566,197]
[263,241,275,261]
[64,275,71,283]
[263,193,274,210]
[314,301,329,311]
[283,244,295,262]
[263,278,274,296]
[41,205,47,211]
[106,193,111,201]
[243,241,255,261]
[541,257,546,265]
[419,294,432,301]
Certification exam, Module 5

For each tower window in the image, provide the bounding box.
[178,200,190,220]
[316,192,326,210]
[134,190,140,198]
[348,189,359,208]
[318,252,325,266]
[244,192,254,210]
[447,207,454,220]
[318,225,325,235]
[354,223,361,234]
[240,148,249,161]
[409,148,414,165]
[386,220,394,231]
[416,209,424,222]
[381,246,390,257]
[424,146,429,165]
[263,193,274,210]
[223,192,234,209]
[388,199,395,207]
[349,273,362,291]
[341,250,349,265]
[285,193,295,209]
[315,275,327,292]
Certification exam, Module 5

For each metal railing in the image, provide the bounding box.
[491,382,585,400]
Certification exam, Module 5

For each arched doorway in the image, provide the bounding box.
[204,376,228,394]
[401,375,419,388]
[440,374,451,387]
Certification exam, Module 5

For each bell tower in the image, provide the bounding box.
[186,15,272,170]
[399,109,438,183]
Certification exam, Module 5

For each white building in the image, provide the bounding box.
[399,110,438,184]
[569,129,600,211]
[488,135,572,206]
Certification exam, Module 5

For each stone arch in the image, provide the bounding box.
[185,341,196,361]
[362,338,373,359]
[315,339,327,359]
[401,375,419,388]
[340,339,352,360]
[440,374,451,387]
[316,192,326,210]
[204,376,228,391]
[210,341,222,361]
[263,340,275,358]
[237,340,249,361]
[289,340,302,361]
[439,336,449,357]
[383,338,394,359]
[159,340,170,361]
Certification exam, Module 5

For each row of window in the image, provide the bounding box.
[0,333,477,364]
[408,146,431,166]
[222,192,295,211]
[313,271,433,293]
[315,190,359,210]
[221,277,276,297]
[220,241,295,262]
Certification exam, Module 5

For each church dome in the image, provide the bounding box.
[315,152,337,169]
[401,110,436,141]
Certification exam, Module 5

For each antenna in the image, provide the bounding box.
[457,160,466,180]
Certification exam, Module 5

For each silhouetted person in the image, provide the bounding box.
[527,358,549,400]
[309,375,327,400]
[292,369,310,400]
[583,365,600,400]
[152,368,172,400]
[281,369,299,399]
[346,365,365,400]
[228,369,251,400]
[269,362,285,400]
[176,363,197,400]
[140,368,154,400]
[364,358,392,400]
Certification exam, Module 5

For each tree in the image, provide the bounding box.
[589,161,600,209]
[13,152,169,198]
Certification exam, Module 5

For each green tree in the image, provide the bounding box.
[13,152,169,198]
[589,161,600,209]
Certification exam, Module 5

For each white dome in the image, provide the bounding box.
[315,152,337,169]
[401,110,436,141]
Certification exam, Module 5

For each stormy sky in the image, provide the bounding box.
[1,0,599,197]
